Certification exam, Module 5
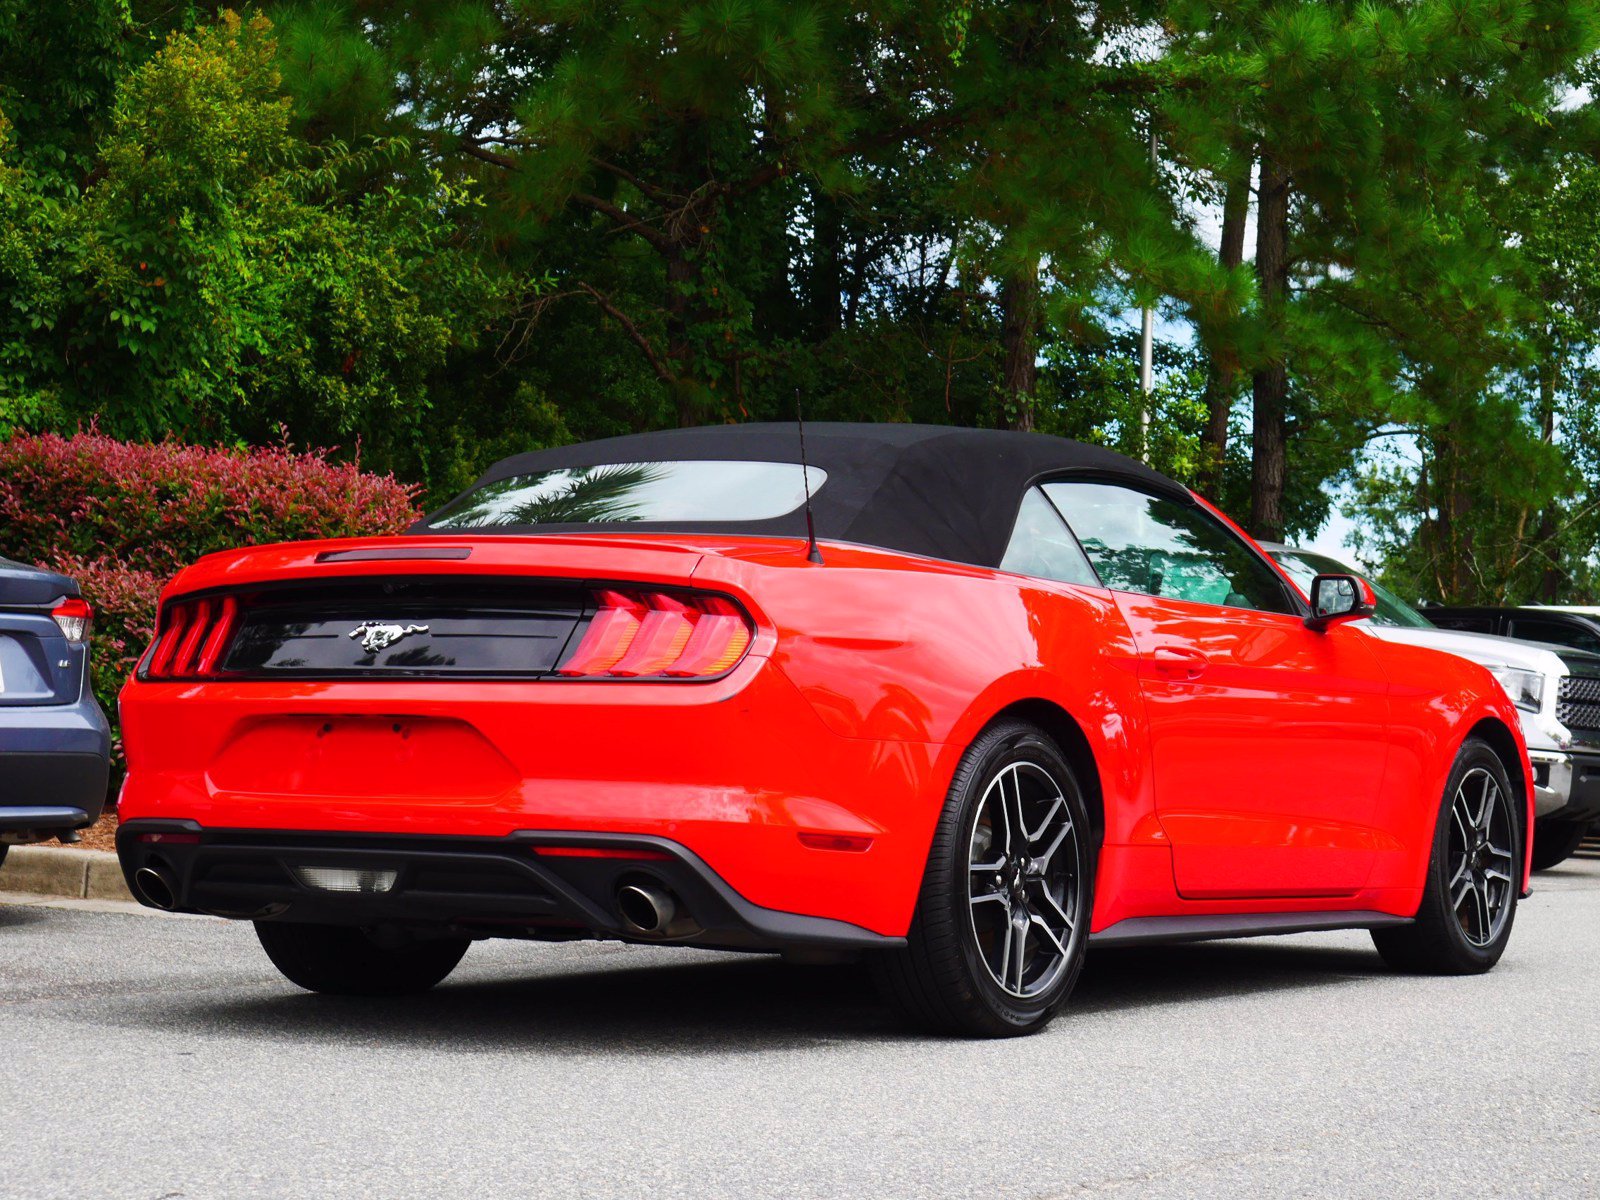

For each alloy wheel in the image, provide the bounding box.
[966,760,1083,999]
[1447,766,1515,948]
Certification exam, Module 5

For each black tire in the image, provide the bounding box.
[1372,738,1520,974]
[872,720,1094,1037]
[0,844,8,872]
[254,922,469,996]
[1530,817,1591,872]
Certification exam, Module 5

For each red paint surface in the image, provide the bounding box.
[119,518,1533,938]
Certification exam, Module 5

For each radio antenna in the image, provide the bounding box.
[795,387,823,565]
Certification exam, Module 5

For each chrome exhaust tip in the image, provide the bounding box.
[133,866,177,911]
[617,881,678,937]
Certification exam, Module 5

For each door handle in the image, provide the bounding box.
[1149,647,1210,680]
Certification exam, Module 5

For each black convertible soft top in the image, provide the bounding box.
[418,422,1190,568]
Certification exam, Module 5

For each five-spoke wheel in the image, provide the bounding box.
[873,719,1093,1037]
[967,761,1083,1000]
[1374,737,1520,973]
[1444,766,1515,948]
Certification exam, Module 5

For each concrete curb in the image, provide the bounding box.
[0,846,132,902]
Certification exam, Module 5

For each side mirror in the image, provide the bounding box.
[1305,573,1376,632]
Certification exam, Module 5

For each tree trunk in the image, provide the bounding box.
[1248,155,1290,541]
[1426,419,1474,601]
[664,246,705,427]
[664,119,713,427]
[1197,168,1250,494]
[1000,258,1041,432]
[812,190,843,339]
[1535,355,1563,601]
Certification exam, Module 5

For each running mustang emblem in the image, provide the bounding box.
[348,622,430,654]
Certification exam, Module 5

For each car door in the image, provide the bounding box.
[1506,614,1600,656]
[1041,481,1394,900]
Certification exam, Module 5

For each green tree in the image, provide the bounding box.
[1161,0,1600,539]
[1351,154,1600,604]
[0,11,505,484]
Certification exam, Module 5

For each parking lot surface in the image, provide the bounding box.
[3,847,1599,1199]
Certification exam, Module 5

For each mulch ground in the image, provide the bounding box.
[61,810,118,853]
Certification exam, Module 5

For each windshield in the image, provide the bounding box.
[1269,549,1434,629]
[426,461,826,529]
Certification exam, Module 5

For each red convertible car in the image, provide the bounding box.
[117,424,1531,1036]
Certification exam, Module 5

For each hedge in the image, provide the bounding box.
[0,431,420,786]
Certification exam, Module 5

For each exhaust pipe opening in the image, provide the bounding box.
[133,866,177,911]
[617,881,678,937]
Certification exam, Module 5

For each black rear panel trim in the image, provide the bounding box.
[216,577,591,680]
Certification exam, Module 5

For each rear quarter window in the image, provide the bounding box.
[999,489,1100,586]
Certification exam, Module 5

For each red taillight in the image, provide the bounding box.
[142,595,240,680]
[558,590,754,680]
[665,597,751,676]
[608,594,695,677]
[557,590,646,676]
[195,596,239,675]
[171,597,213,675]
[51,597,93,644]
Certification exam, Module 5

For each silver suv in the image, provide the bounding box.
[1265,544,1600,871]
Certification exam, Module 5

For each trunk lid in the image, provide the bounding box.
[0,556,84,707]
[138,534,784,683]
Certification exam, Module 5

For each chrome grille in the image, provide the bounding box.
[1557,675,1600,732]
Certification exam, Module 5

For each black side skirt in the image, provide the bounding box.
[1088,910,1412,948]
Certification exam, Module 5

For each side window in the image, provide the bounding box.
[1432,614,1496,634]
[1042,481,1296,615]
[1508,617,1600,656]
[999,488,1100,587]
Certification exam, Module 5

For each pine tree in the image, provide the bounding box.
[1161,0,1600,538]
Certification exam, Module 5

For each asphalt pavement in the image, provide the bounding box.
[3,847,1599,1199]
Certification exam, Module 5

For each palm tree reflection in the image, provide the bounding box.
[436,463,664,527]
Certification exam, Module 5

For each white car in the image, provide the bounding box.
[1266,544,1599,870]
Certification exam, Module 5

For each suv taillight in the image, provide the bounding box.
[52,597,93,644]
[142,596,240,680]
[558,590,753,679]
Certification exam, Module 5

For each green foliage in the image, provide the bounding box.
[0,0,135,189]
[1042,329,1212,486]
[5,1,1600,595]
[1350,153,1600,603]
[0,10,505,482]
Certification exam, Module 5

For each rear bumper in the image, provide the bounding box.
[116,662,945,937]
[115,820,903,953]
[0,753,107,816]
[0,720,109,838]
[0,696,111,838]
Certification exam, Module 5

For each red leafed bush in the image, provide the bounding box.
[0,431,420,780]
